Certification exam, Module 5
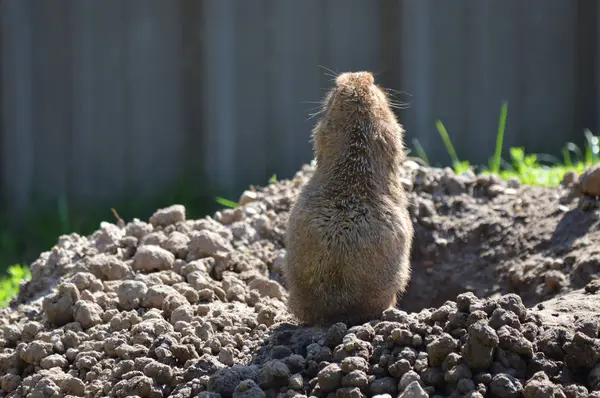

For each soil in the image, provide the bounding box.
[0,160,599,398]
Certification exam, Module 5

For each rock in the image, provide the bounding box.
[233,379,266,398]
[239,191,259,206]
[523,372,566,398]
[398,370,422,392]
[337,387,366,398]
[259,360,291,389]
[325,323,348,348]
[247,277,285,300]
[341,356,368,373]
[18,341,53,365]
[42,283,80,326]
[188,230,233,258]
[317,363,344,393]
[132,245,175,272]
[579,164,600,197]
[149,204,186,227]
[207,368,242,397]
[73,301,104,329]
[488,184,505,197]
[563,332,600,371]
[369,377,397,396]
[398,381,428,398]
[561,171,579,187]
[490,373,523,398]
[427,333,458,366]
[341,370,369,389]
[462,321,499,370]
[117,280,149,310]
[497,325,534,357]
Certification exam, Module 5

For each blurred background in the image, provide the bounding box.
[0,0,599,270]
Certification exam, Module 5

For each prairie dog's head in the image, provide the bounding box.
[312,71,406,166]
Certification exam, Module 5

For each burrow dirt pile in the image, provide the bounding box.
[1,161,600,398]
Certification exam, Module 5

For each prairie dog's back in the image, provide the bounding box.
[284,71,414,326]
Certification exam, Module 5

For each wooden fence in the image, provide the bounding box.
[1,0,598,219]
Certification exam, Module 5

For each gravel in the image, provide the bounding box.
[0,160,599,397]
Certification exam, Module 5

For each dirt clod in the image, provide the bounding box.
[579,164,600,197]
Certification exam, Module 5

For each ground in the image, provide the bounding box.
[0,161,599,398]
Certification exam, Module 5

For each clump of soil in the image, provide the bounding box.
[0,160,599,398]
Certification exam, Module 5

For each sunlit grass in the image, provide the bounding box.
[0,264,30,307]
[417,102,600,188]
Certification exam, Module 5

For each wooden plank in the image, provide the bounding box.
[123,0,183,199]
[71,0,127,205]
[180,0,205,178]
[0,0,34,216]
[378,0,403,97]
[266,0,322,179]
[428,1,470,165]
[232,1,269,189]
[30,1,72,204]
[199,0,237,197]
[517,0,577,158]
[322,0,382,76]
[398,0,436,161]
[461,2,522,165]
[574,0,598,140]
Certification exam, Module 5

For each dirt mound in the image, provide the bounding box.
[0,161,599,398]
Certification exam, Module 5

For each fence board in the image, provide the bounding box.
[1,1,34,217]
[518,1,577,159]
[200,0,237,197]
[461,2,521,162]
[232,1,269,190]
[266,0,322,180]
[71,0,127,205]
[30,2,72,204]
[323,0,382,79]
[575,1,598,138]
[180,0,205,178]
[398,1,435,159]
[124,0,183,199]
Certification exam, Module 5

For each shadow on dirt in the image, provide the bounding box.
[549,207,597,249]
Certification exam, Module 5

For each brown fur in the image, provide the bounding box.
[284,71,414,326]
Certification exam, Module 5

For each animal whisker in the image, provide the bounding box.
[318,65,340,79]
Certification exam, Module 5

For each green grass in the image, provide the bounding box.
[215,197,239,209]
[0,264,30,307]
[421,101,600,187]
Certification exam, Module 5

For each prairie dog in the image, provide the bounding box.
[284,71,414,326]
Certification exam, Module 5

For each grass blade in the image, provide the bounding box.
[412,138,430,165]
[492,101,508,174]
[566,142,583,164]
[562,146,573,168]
[435,120,460,167]
[215,197,239,209]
